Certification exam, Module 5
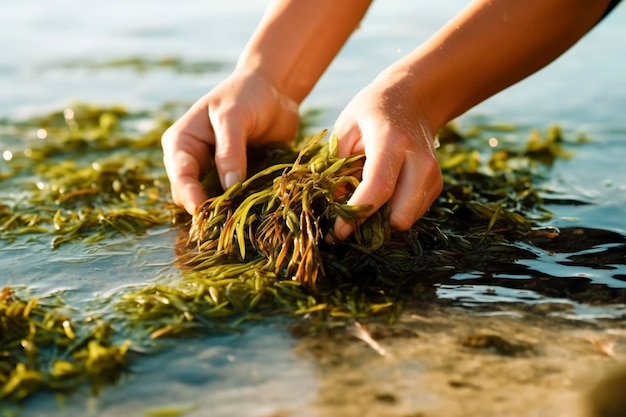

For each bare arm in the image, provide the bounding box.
[162,0,372,215]
[239,0,373,104]
[406,0,612,131]
[332,0,613,239]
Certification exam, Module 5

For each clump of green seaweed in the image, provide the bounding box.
[186,130,368,287]
[0,287,127,402]
[1,103,577,405]
[179,122,566,294]
[0,103,177,247]
[39,56,226,74]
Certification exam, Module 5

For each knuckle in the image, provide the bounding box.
[422,154,444,192]
[214,141,245,160]
[390,211,414,231]
[431,168,444,194]
[369,179,395,202]
[170,188,182,206]
[160,126,177,146]
[216,102,246,122]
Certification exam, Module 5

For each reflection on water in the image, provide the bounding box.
[2,0,626,416]
[446,228,626,297]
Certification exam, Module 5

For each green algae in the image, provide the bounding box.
[0,287,127,402]
[0,103,581,404]
[0,103,178,246]
[39,56,227,74]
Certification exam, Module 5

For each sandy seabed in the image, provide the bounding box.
[281,302,626,417]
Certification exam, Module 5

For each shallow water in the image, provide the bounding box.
[2,1,626,416]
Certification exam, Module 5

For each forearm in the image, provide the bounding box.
[393,0,612,132]
[237,0,372,104]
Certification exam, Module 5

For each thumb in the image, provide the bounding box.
[210,112,247,190]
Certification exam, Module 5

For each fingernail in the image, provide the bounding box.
[223,171,241,189]
[185,202,197,216]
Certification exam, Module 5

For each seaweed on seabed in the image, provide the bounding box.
[0,103,176,247]
[0,287,129,402]
[184,130,371,288]
[181,123,560,298]
[1,103,578,404]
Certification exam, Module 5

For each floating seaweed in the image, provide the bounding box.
[0,103,587,405]
[185,130,369,288]
[39,56,227,74]
[0,287,128,402]
[0,103,177,246]
[180,122,563,294]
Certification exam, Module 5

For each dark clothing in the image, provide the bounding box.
[602,0,622,20]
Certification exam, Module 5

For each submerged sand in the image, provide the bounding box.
[283,301,626,417]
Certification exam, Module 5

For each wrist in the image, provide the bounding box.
[375,60,449,139]
[227,65,301,120]
[235,54,303,106]
[236,0,372,105]
[384,40,481,134]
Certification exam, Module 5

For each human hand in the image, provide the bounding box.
[161,69,300,215]
[331,70,443,240]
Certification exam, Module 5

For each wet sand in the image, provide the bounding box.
[285,301,626,417]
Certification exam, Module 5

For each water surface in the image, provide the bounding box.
[2,1,626,416]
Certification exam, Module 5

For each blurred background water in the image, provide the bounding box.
[1,1,626,415]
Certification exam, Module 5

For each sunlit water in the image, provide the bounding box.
[2,1,626,415]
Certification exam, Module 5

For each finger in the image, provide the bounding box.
[333,141,403,241]
[209,108,247,190]
[172,99,217,146]
[332,116,364,158]
[388,151,443,230]
[161,104,216,214]
[166,149,210,215]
